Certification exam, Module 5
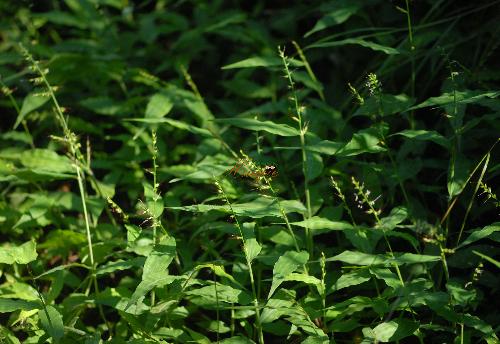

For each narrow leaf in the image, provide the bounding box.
[215,118,299,136]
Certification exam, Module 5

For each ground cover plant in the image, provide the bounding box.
[0,0,499,343]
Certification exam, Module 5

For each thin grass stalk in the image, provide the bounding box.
[278,46,313,257]
[20,44,112,333]
[214,177,264,344]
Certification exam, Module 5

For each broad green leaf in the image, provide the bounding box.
[373,321,398,343]
[96,257,146,276]
[458,223,500,248]
[221,56,303,69]
[305,151,323,180]
[142,236,176,280]
[327,251,439,266]
[336,128,385,157]
[14,92,50,129]
[309,38,400,55]
[305,3,360,37]
[268,250,309,298]
[38,305,64,341]
[186,283,251,305]
[169,197,306,218]
[327,250,386,266]
[126,235,176,309]
[330,269,371,292]
[377,206,408,231]
[215,118,299,136]
[305,140,344,155]
[0,240,38,264]
[354,94,414,117]
[393,129,450,149]
[370,319,419,342]
[242,222,261,263]
[220,336,255,344]
[472,250,500,268]
[260,289,296,323]
[290,217,353,236]
[447,281,476,306]
[0,299,40,313]
[145,92,173,118]
[20,149,74,174]
[409,90,500,110]
[369,268,401,289]
[392,253,440,265]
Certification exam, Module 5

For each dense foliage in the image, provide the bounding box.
[1,0,499,343]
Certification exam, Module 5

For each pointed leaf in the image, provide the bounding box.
[222,56,303,69]
[458,223,500,248]
[268,250,309,299]
[145,92,173,118]
[215,118,299,136]
[38,305,64,341]
[14,92,50,129]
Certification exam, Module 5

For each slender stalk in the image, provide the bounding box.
[456,153,490,246]
[20,44,113,334]
[404,0,416,129]
[291,40,325,101]
[214,178,264,344]
[278,46,313,257]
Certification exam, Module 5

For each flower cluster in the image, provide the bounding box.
[225,158,278,180]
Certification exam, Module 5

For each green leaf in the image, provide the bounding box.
[369,268,401,289]
[327,250,386,266]
[290,217,353,236]
[0,299,40,313]
[370,319,419,342]
[370,322,398,342]
[169,197,306,218]
[305,3,360,37]
[330,269,371,292]
[309,38,400,55]
[268,250,309,299]
[20,149,74,174]
[145,92,174,118]
[305,140,344,155]
[215,118,299,136]
[221,56,303,69]
[126,235,176,309]
[38,305,64,341]
[393,130,450,149]
[409,90,500,110]
[242,223,261,263]
[354,94,414,117]
[126,117,212,137]
[472,250,500,268]
[0,240,38,264]
[305,151,323,180]
[95,257,146,276]
[14,92,50,129]
[377,206,408,231]
[448,152,471,198]
[336,127,385,157]
[458,223,500,248]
